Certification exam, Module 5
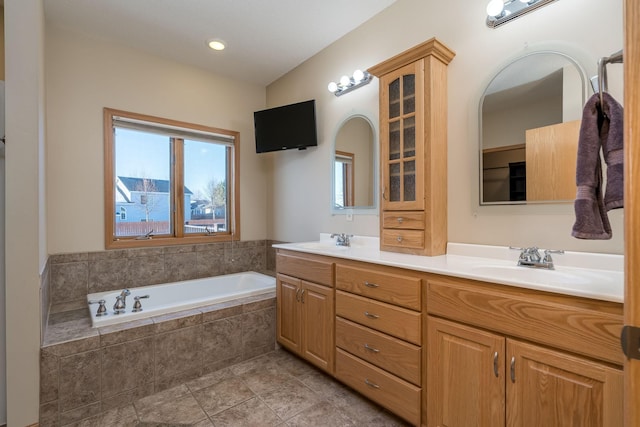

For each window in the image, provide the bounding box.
[104,108,240,248]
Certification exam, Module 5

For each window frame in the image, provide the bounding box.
[104,107,240,249]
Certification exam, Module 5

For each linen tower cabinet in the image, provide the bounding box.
[369,38,455,256]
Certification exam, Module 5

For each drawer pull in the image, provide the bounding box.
[396,235,403,243]
[493,352,499,377]
[364,378,380,389]
[397,217,404,224]
[364,281,379,288]
[364,311,379,319]
[364,343,380,353]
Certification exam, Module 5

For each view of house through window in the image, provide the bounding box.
[105,108,239,248]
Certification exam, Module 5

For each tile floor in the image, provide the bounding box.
[72,349,411,426]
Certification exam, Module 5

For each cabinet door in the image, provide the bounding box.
[506,339,623,427]
[380,61,424,211]
[276,274,302,353]
[427,316,505,427]
[301,280,334,373]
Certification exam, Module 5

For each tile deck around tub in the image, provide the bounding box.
[67,349,411,427]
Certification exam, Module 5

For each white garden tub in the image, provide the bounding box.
[87,271,276,327]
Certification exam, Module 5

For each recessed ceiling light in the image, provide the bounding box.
[207,39,226,51]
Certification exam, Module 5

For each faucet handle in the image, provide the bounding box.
[88,299,108,317]
[132,295,150,312]
[543,249,564,263]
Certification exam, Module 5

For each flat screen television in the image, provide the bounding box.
[254,99,318,153]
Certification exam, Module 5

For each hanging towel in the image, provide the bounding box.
[572,93,612,239]
[601,92,624,210]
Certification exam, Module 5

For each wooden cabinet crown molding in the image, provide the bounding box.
[368,37,455,77]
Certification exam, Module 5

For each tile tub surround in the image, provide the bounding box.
[40,292,277,426]
[47,239,271,314]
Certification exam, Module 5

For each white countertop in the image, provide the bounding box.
[273,234,624,303]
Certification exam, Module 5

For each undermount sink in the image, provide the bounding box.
[469,264,615,286]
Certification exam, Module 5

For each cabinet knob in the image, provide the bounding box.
[396,235,403,243]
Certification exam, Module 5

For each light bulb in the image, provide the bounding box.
[328,82,338,93]
[486,0,504,17]
[207,39,226,51]
[353,69,365,83]
[340,75,351,87]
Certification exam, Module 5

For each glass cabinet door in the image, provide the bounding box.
[383,63,421,209]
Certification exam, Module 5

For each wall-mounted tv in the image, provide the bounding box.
[254,99,318,153]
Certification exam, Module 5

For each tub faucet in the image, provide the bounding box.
[113,295,126,314]
[330,233,353,247]
[119,289,131,307]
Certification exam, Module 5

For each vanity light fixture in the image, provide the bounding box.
[327,69,373,97]
[486,0,558,28]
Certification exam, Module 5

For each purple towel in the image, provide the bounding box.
[601,92,624,210]
[572,92,621,240]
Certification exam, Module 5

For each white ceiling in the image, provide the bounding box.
[43,0,397,86]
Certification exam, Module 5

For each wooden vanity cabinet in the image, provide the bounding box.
[276,251,335,374]
[425,275,624,427]
[369,38,455,256]
[334,261,423,425]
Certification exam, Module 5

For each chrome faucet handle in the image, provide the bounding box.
[543,249,565,264]
[88,299,108,317]
[509,246,529,261]
[132,295,150,313]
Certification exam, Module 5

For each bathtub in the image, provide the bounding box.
[87,271,276,327]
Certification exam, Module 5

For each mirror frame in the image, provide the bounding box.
[478,50,588,205]
[331,113,379,215]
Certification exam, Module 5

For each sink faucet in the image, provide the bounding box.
[511,247,564,269]
[330,233,353,247]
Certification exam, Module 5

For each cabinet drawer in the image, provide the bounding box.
[336,317,421,385]
[336,290,421,345]
[336,264,421,310]
[276,251,334,287]
[382,211,425,229]
[381,229,425,250]
[336,348,421,426]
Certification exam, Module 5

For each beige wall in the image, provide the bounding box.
[0,5,5,81]
[266,0,625,254]
[5,0,46,424]
[45,25,269,254]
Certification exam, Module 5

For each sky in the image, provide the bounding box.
[115,128,228,199]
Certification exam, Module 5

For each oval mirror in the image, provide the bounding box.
[480,51,587,205]
[332,115,377,213]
